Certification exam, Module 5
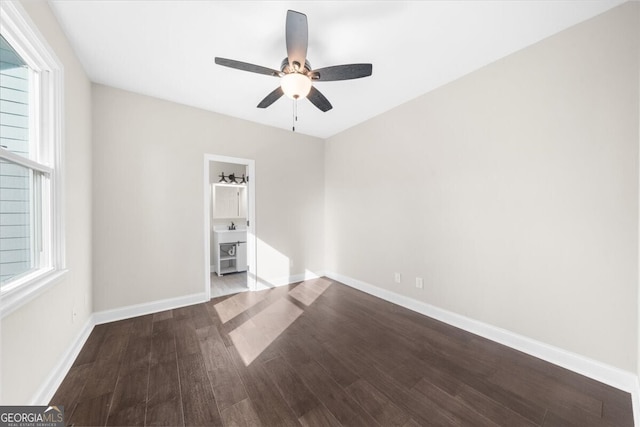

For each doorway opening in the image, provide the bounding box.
[204,154,256,300]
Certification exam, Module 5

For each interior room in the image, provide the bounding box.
[209,159,250,298]
[0,1,638,426]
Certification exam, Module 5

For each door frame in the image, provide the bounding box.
[204,154,257,299]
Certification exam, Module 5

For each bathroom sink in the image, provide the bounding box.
[214,229,246,244]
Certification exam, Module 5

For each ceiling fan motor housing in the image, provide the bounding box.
[281,58,312,75]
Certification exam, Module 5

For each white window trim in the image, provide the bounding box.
[0,1,66,318]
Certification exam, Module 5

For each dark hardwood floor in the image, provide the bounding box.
[51,278,633,426]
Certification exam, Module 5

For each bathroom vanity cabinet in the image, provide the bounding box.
[213,230,247,276]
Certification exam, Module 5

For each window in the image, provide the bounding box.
[0,2,65,316]
[1,35,36,284]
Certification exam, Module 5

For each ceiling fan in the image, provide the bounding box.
[214,10,372,114]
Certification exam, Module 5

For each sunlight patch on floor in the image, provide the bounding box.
[214,289,268,323]
[288,277,333,306]
[229,298,303,366]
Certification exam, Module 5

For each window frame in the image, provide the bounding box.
[0,1,66,317]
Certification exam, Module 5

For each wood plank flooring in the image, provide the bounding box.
[51,278,633,426]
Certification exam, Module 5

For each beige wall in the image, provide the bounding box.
[1,2,93,404]
[325,2,639,371]
[92,85,325,311]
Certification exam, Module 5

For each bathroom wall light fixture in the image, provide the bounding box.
[219,173,247,184]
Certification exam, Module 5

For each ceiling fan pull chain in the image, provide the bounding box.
[292,98,299,132]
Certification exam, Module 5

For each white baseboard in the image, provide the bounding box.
[93,292,208,325]
[30,315,95,405]
[633,377,640,427]
[31,291,209,405]
[254,270,325,291]
[325,271,640,425]
[30,275,319,405]
[31,274,639,425]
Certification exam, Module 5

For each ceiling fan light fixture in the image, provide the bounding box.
[215,10,371,115]
[281,72,311,99]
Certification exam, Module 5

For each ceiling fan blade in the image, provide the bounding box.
[257,86,284,108]
[307,86,332,112]
[311,64,373,81]
[215,57,281,77]
[285,10,308,71]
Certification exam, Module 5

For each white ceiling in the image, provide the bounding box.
[49,0,626,139]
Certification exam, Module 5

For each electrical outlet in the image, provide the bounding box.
[416,277,424,289]
[394,273,402,284]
